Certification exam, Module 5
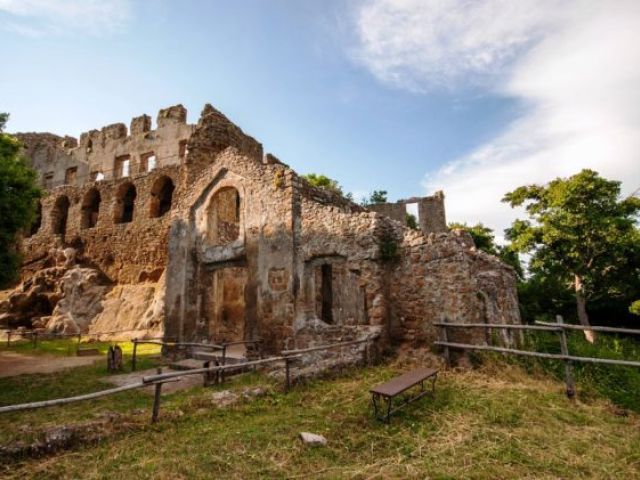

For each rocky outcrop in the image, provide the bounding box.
[88,273,165,339]
[43,268,110,334]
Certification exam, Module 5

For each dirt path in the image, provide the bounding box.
[0,351,102,378]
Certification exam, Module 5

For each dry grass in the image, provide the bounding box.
[0,355,639,479]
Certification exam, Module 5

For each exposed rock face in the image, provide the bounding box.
[0,267,66,329]
[88,274,165,339]
[45,268,110,334]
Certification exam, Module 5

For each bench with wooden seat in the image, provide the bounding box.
[370,367,438,422]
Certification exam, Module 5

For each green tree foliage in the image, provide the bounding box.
[630,300,640,316]
[367,190,388,205]
[0,114,41,287]
[449,222,498,255]
[405,213,419,230]
[503,169,640,333]
[301,173,343,195]
[449,222,524,278]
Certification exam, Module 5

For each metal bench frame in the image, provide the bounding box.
[370,368,438,423]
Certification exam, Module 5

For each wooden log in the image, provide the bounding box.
[152,367,163,423]
[535,321,640,336]
[556,315,575,398]
[281,337,376,356]
[433,322,560,332]
[441,318,451,368]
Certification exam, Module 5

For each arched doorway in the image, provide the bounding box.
[81,188,101,229]
[114,183,136,224]
[149,176,175,218]
[51,196,70,236]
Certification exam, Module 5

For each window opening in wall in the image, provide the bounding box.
[81,188,101,229]
[52,196,70,236]
[90,171,105,182]
[86,139,93,154]
[114,183,136,224]
[149,176,175,218]
[43,172,54,189]
[140,152,156,173]
[405,202,420,230]
[320,263,333,324]
[28,201,42,236]
[64,167,77,186]
[206,187,241,245]
[179,140,188,162]
[114,155,131,179]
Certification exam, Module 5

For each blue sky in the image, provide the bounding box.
[1,0,638,237]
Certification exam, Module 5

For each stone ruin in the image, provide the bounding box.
[1,103,520,356]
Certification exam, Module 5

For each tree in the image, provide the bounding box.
[449,222,498,255]
[630,301,640,317]
[368,190,388,204]
[503,169,640,340]
[406,213,419,230]
[449,222,523,278]
[0,113,41,287]
[302,173,343,195]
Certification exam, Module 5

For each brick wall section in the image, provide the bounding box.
[389,228,520,346]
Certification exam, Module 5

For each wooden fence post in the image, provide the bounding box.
[285,357,291,392]
[132,339,138,372]
[556,315,575,398]
[152,367,163,423]
[76,333,82,355]
[7,330,11,347]
[441,317,451,368]
[32,332,38,349]
[220,344,227,384]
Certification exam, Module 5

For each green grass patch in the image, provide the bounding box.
[0,337,160,357]
[0,357,639,479]
[498,331,640,413]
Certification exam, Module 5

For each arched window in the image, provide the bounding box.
[206,187,240,245]
[81,188,101,229]
[28,201,42,237]
[114,183,136,224]
[51,196,70,235]
[149,176,175,218]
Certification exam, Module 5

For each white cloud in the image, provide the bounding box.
[0,0,131,36]
[352,0,640,236]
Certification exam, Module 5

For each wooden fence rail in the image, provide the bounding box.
[0,337,376,422]
[435,317,640,398]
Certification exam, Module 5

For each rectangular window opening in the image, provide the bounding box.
[405,202,420,230]
[64,167,77,186]
[114,155,131,179]
[321,263,333,324]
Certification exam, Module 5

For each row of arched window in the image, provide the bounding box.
[29,176,175,237]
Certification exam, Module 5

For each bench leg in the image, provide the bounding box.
[385,396,392,423]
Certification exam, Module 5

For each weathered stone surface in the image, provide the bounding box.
[13,101,520,367]
[299,432,327,446]
[47,267,109,333]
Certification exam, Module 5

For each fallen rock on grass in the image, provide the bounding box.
[299,432,327,446]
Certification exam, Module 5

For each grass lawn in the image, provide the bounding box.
[0,336,160,357]
[0,348,639,479]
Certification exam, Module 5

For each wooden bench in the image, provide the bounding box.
[370,367,438,422]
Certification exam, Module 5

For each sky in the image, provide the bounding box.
[1,0,638,239]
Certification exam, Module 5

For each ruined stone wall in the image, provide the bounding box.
[16,104,194,190]
[368,191,447,234]
[22,166,180,284]
[389,228,520,346]
[15,133,87,189]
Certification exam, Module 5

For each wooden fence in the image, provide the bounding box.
[0,336,377,423]
[434,316,640,398]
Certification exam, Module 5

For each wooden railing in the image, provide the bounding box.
[434,316,640,398]
[0,336,378,422]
